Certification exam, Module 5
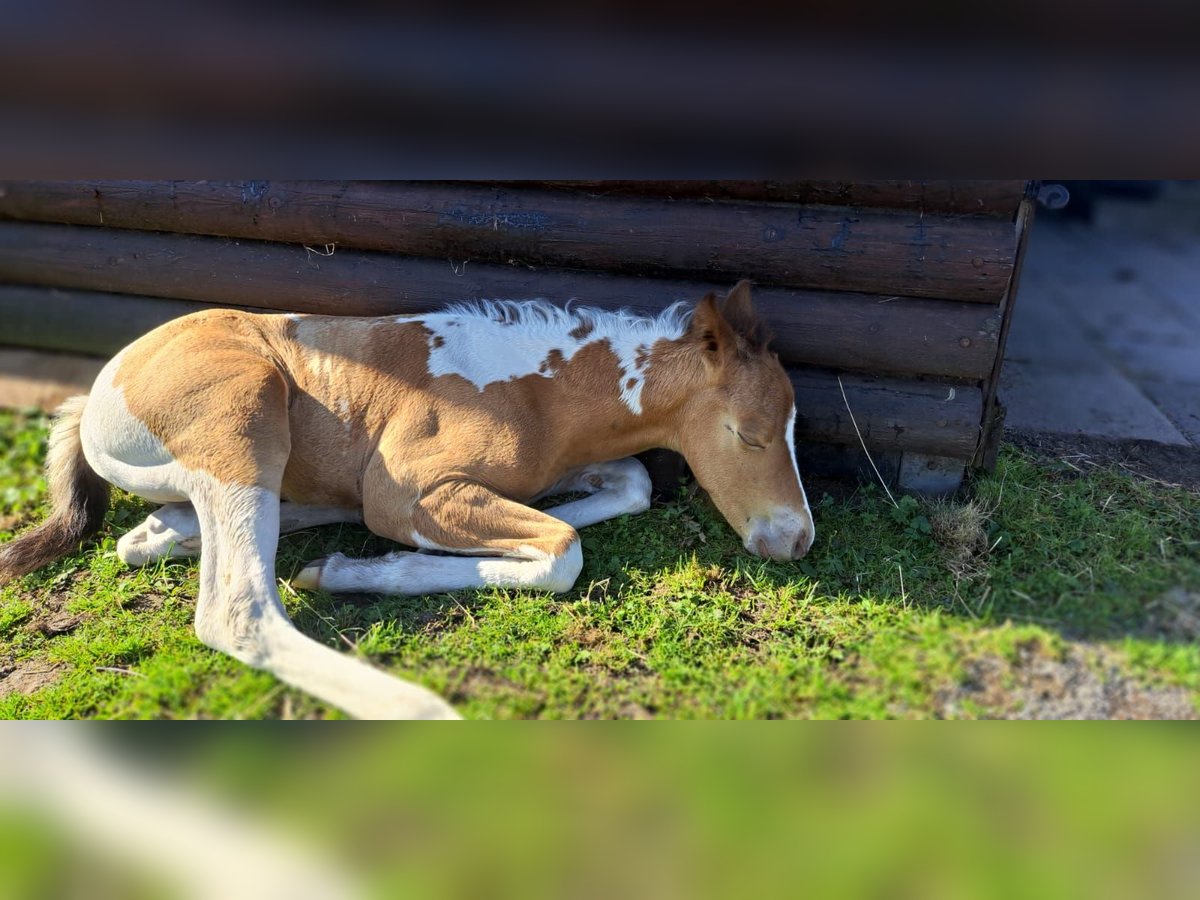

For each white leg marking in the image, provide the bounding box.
[116,502,363,567]
[116,502,202,566]
[539,457,653,529]
[79,354,188,503]
[189,476,459,719]
[294,539,584,596]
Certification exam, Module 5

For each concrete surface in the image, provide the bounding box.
[1002,182,1200,449]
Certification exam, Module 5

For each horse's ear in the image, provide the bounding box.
[721,280,760,344]
[688,291,736,371]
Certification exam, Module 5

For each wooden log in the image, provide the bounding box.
[0,286,212,357]
[497,180,1032,218]
[791,370,981,459]
[0,181,1016,303]
[0,225,1003,380]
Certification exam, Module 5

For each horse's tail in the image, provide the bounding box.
[0,396,110,585]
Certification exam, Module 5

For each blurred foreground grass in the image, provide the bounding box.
[2,728,1199,900]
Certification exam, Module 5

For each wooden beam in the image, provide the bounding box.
[500,180,1031,218]
[0,287,212,357]
[0,226,1003,380]
[0,181,1017,303]
[791,370,981,459]
[975,193,1038,469]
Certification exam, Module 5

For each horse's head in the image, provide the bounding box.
[675,281,814,561]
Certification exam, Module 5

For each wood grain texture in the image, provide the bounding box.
[791,370,981,458]
[0,224,1003,380]
[0,181,1017,303]
[0,286,212,357]
[503,180,1031,217]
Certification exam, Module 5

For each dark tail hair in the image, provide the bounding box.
[0,396,110,585]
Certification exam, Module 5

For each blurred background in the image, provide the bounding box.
[2,4,1200,177]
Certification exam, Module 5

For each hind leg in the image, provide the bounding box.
[190,477,456,718]
[536,457,652,528]
[116,502,202,566]
[117,501,362,567]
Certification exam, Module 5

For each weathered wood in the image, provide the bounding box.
[975,194,1038,469]
[896,453,966,497]
[791,370,981,458]
[793,443,903,490]
[0,286,212,357]
[504,180,1032,218]
[0,181,1016,303]
[0,225,1003,380]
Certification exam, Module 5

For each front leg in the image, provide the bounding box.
[537,457,652,529]
[293,479,583,596]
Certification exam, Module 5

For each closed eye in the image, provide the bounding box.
[727,425,765,449]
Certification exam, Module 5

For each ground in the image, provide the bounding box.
[2,408,1198,719]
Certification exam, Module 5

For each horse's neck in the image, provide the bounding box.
[549,338,701,466]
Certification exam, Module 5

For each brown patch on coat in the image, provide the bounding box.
[568,321,595,340]
[113,310,292,489]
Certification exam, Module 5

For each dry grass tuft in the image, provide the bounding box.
[930,499,992,578]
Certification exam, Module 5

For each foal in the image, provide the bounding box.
[0,281,813,718]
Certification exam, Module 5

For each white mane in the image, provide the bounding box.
[440,298,694,341]
[414,299,695,414]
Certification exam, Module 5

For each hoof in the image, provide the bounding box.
[292,557,328,591]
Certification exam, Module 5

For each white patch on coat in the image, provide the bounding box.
[415,300,692,414]
[79,352,188,503]
[301,538,583,595]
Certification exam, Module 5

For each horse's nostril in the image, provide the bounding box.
[793,532,810,559]
[755,536,770,558]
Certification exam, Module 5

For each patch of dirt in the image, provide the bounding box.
[446,666,546,713]
[938,640,1197,720]
[1143,588,1200,642]
[1006,430,1200,491]
[0,658,66,698]
[19,591,87,638]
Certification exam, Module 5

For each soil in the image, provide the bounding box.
[937,640,1197,720]
[1005,430,1200,491]
[0,659,65,699]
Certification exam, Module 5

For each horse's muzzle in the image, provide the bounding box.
[745,513,814,561]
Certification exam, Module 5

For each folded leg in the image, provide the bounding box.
[117,501,362,567]
[536,457,652,529]
[294,479,583,596]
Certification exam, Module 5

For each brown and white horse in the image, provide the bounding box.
[0,281,813,718]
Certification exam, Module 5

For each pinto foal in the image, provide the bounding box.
[0,282,813,718]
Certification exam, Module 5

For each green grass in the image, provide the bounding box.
[2,407,1199,718]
